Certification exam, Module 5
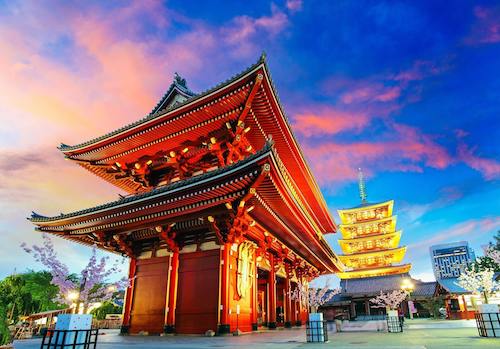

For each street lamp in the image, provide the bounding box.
[67,291,80,314]
[401,278,415,320]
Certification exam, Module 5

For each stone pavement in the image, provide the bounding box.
[13,324,498,349]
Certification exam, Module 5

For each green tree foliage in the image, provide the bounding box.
[0,270,63,323]
[473,256,500,273]
[492,230,500,250]
[0,305,12,346]
[420,296,445,318]
[90,301,122,320]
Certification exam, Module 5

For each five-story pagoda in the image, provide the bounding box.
[336,169,411,279]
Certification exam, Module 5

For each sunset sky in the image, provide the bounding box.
[0,0,499,285]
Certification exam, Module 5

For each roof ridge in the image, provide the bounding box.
[59,55,266,152]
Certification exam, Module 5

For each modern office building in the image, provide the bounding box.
[430,241,476,280]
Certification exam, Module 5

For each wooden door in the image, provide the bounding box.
[175,250,219,334]
[129,257,169,334]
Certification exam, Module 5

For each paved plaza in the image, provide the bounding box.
[13,321,498,349]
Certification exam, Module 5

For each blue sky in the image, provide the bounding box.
[0,0,498,284]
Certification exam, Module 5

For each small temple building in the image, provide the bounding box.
[29,55,342,335]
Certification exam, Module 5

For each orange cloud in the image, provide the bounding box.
[292,107,370,137]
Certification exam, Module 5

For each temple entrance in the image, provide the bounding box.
[129,257,170,334]
[257,268,269,327]
[354,300,367,317]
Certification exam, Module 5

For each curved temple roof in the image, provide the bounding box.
[56,54,336,235]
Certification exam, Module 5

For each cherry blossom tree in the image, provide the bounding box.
[21,234,129,313]
[483,245,500,265]
[456,267,498,304]
[369,290,407,311]
[289,280,341,313]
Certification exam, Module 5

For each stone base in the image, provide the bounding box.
[268,322,277,329]
[164,325,175,334]
[120,325,130,335]
[284,321,292,328]
[295,320,302,327]
[251,323,258,331]
[232,329,243,336]
[217,324,231,335]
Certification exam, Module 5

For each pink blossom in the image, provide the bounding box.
[369,290,407,310]
[21,234,130,308]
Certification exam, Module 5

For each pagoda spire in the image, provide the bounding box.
[358,168,367,204]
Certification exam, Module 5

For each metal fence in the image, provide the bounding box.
[41,329,99,349]
[386,316,404,333]
[306,320,329,342]
[475,312,500,338]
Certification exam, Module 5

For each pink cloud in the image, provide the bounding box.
[292,107,370,137]
[298,123,452,185]
[457,143,500,180]
[407,217,500,257]
[340,84,401,104]
[392,59,452,84]
[222,4,289,56]
[286,0,303,12]
[464,6,500,45]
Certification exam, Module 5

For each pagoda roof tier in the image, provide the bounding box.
[57,55,335,235]
[29,144,342,274]
[339,215,397,239]
[338,231,402,254]
[338,200,394,225]
[338,246,407,268]
[337,264,412,280]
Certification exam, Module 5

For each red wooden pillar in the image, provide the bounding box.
[251,251,258,331]
[284,265,292,328]
[121,258,136,334]
[218,243,231,334]
[268,254,277,329]
[164,251,179,333]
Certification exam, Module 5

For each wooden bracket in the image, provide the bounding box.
[157,224,179,252]
[113,234,134,258]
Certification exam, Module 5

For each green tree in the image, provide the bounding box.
[473,256,500,273]
[0,305,12,346]
[90,301,122,320]
[0,271,64,323]
[421,296,445,318]
[21,271,61,312]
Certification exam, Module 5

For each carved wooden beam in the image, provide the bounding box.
[156,223,179,252]
[237,73,263,126]
[207,216,225,245]
[113,234,134,258]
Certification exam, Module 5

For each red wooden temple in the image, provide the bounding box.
[30,55,342,335]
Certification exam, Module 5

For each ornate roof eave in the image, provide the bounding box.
[339,246,407,261]
[338,200,394,215]
[338,230,402,244]
[58,55,267,153]
[29,142,273,224]
[338,264,412,280]
[339,215,397,230]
